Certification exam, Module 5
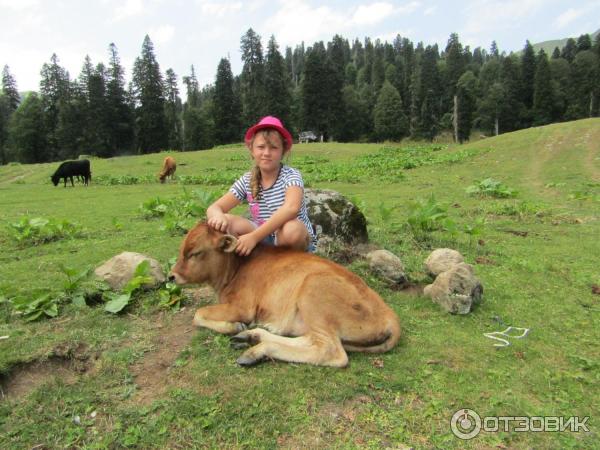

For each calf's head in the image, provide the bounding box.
[169,223,238,285]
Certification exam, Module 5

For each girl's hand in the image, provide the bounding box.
[235,233,259,256]
[207,214,228,232]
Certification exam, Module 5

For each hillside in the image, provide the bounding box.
[0,119,599,448]
[531,27,600,54]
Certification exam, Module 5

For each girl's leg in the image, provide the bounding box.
[276,219,310,251]
[223,214,255,236]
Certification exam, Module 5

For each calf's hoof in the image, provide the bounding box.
[233,322,248,334]
[230,341,250,350]
[230,330,260,345]
[236,351,265,367]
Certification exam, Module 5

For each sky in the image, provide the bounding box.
[1,0,599,93]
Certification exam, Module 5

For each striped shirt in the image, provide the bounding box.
[230,165,317,249]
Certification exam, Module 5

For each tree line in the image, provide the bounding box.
[1,30,599,164]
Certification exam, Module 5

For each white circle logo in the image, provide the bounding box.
[451,409,482,440]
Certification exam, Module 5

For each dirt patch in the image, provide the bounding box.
[475,256,497,265]
[128,304,201,405]
[503,229,529,237]
[392,282,426,296]
[0,342,96,401]
[592,284,600,296]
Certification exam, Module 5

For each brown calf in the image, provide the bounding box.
[158,156,176,183]
[170,223,401,367]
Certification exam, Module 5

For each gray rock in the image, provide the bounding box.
[366,249,407,286]
[95,251,165,291]
[305,188,368,244]
[423,263,483,314]
[424,248,464,277]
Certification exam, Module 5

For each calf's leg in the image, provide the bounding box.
[193,304,251,335]
[234,329,348,367]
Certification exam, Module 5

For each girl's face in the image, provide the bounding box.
[250,131,285,173]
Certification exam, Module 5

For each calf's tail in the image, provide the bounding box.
[342,314,401,353]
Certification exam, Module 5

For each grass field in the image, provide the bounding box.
[0,119,599,449]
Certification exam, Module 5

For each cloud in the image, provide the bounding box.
[113,0,144,21]
[264,0,419,48]
[264,1,345,47]
[196,0,243,17]
[424,5,436,16]
[462,0,546,34]
[351,3,395,26]
[553,3,600,29]
[375,29,415,43]
[150,24,175,44]
[0,0,40,10]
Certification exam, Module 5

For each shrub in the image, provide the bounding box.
[466,178,517,198]
[406,195,455,236]
[8,216,83,246]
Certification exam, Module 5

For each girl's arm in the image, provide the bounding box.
[206,192,241,232]
[235,186,303,255]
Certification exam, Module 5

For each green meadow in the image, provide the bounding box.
[0,118,599,449]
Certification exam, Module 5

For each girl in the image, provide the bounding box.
[206,116,317,256]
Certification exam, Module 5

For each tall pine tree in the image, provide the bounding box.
[213,58,241,144]
[131,35,168,153]
[374,81,408,141]
[1,65,20,164]
[39,54,71,161]
[264,35,291,128]
[8,93,47,163]
[520,41,537,126]
[106,43,134,155]
[164,68,183,150]
[240,29,266,127]
[532,50,555,125]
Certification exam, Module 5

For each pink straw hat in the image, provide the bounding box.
[244,116,293,150]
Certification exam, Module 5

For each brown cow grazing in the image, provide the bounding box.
[158,156,176,183]
[169,223,401,367]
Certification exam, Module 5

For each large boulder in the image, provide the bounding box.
[305,189,368,245]
[423,263,483,314]
[424,248,464,277]
[366,249,407,286]
[95,251,165,291]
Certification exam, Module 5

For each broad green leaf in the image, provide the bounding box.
[104,293,131,313]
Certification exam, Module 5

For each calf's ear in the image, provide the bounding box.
[219,235,238,253]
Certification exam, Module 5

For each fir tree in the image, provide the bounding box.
[568,50,598,118]
[500,55,526,131]
[1,65,20,163]
[520,41,537,125]
[337,85,367,141]
[106,43,134,154]
[264,35,291,128]
[164,68,183,150]
[182,65,200,108]
[2,65,20,112]
[56,81,87,160]
[576,34,592,53]
[301,43,343,140]
[131,35,168,153]
[456,71,478,143]
[213,58,242,144]
[444,33,466,112]
[8,93,47,163]
[561,38,577,63]
[39,53,71,161]
[532,50,555,125]
[374,81,408,141]
[240,28,266,127]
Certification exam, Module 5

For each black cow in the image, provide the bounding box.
[51,159,92,187]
